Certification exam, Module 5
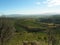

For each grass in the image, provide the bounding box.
[6,32,49,45]
[0,18,60,45]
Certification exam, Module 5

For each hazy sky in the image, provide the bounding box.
[0,0,60,15]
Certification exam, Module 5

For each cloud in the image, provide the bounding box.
[36,2,41,5]
[47,0,60,7]
[43,1,47,4]
[42,0,60,7]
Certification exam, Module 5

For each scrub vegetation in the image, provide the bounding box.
[0,15,60,45]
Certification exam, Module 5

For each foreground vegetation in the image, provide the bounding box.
[0,15,60,45]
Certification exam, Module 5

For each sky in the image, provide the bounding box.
[0,0,60,15]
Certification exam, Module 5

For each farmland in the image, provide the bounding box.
[0,15,60,45]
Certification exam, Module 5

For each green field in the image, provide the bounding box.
[0,15,60,45]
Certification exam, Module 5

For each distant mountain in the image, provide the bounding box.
[0,14,49,18]
[0,14,23,17]
[0,14,60,18]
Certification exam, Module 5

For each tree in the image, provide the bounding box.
[0,18,15,45]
